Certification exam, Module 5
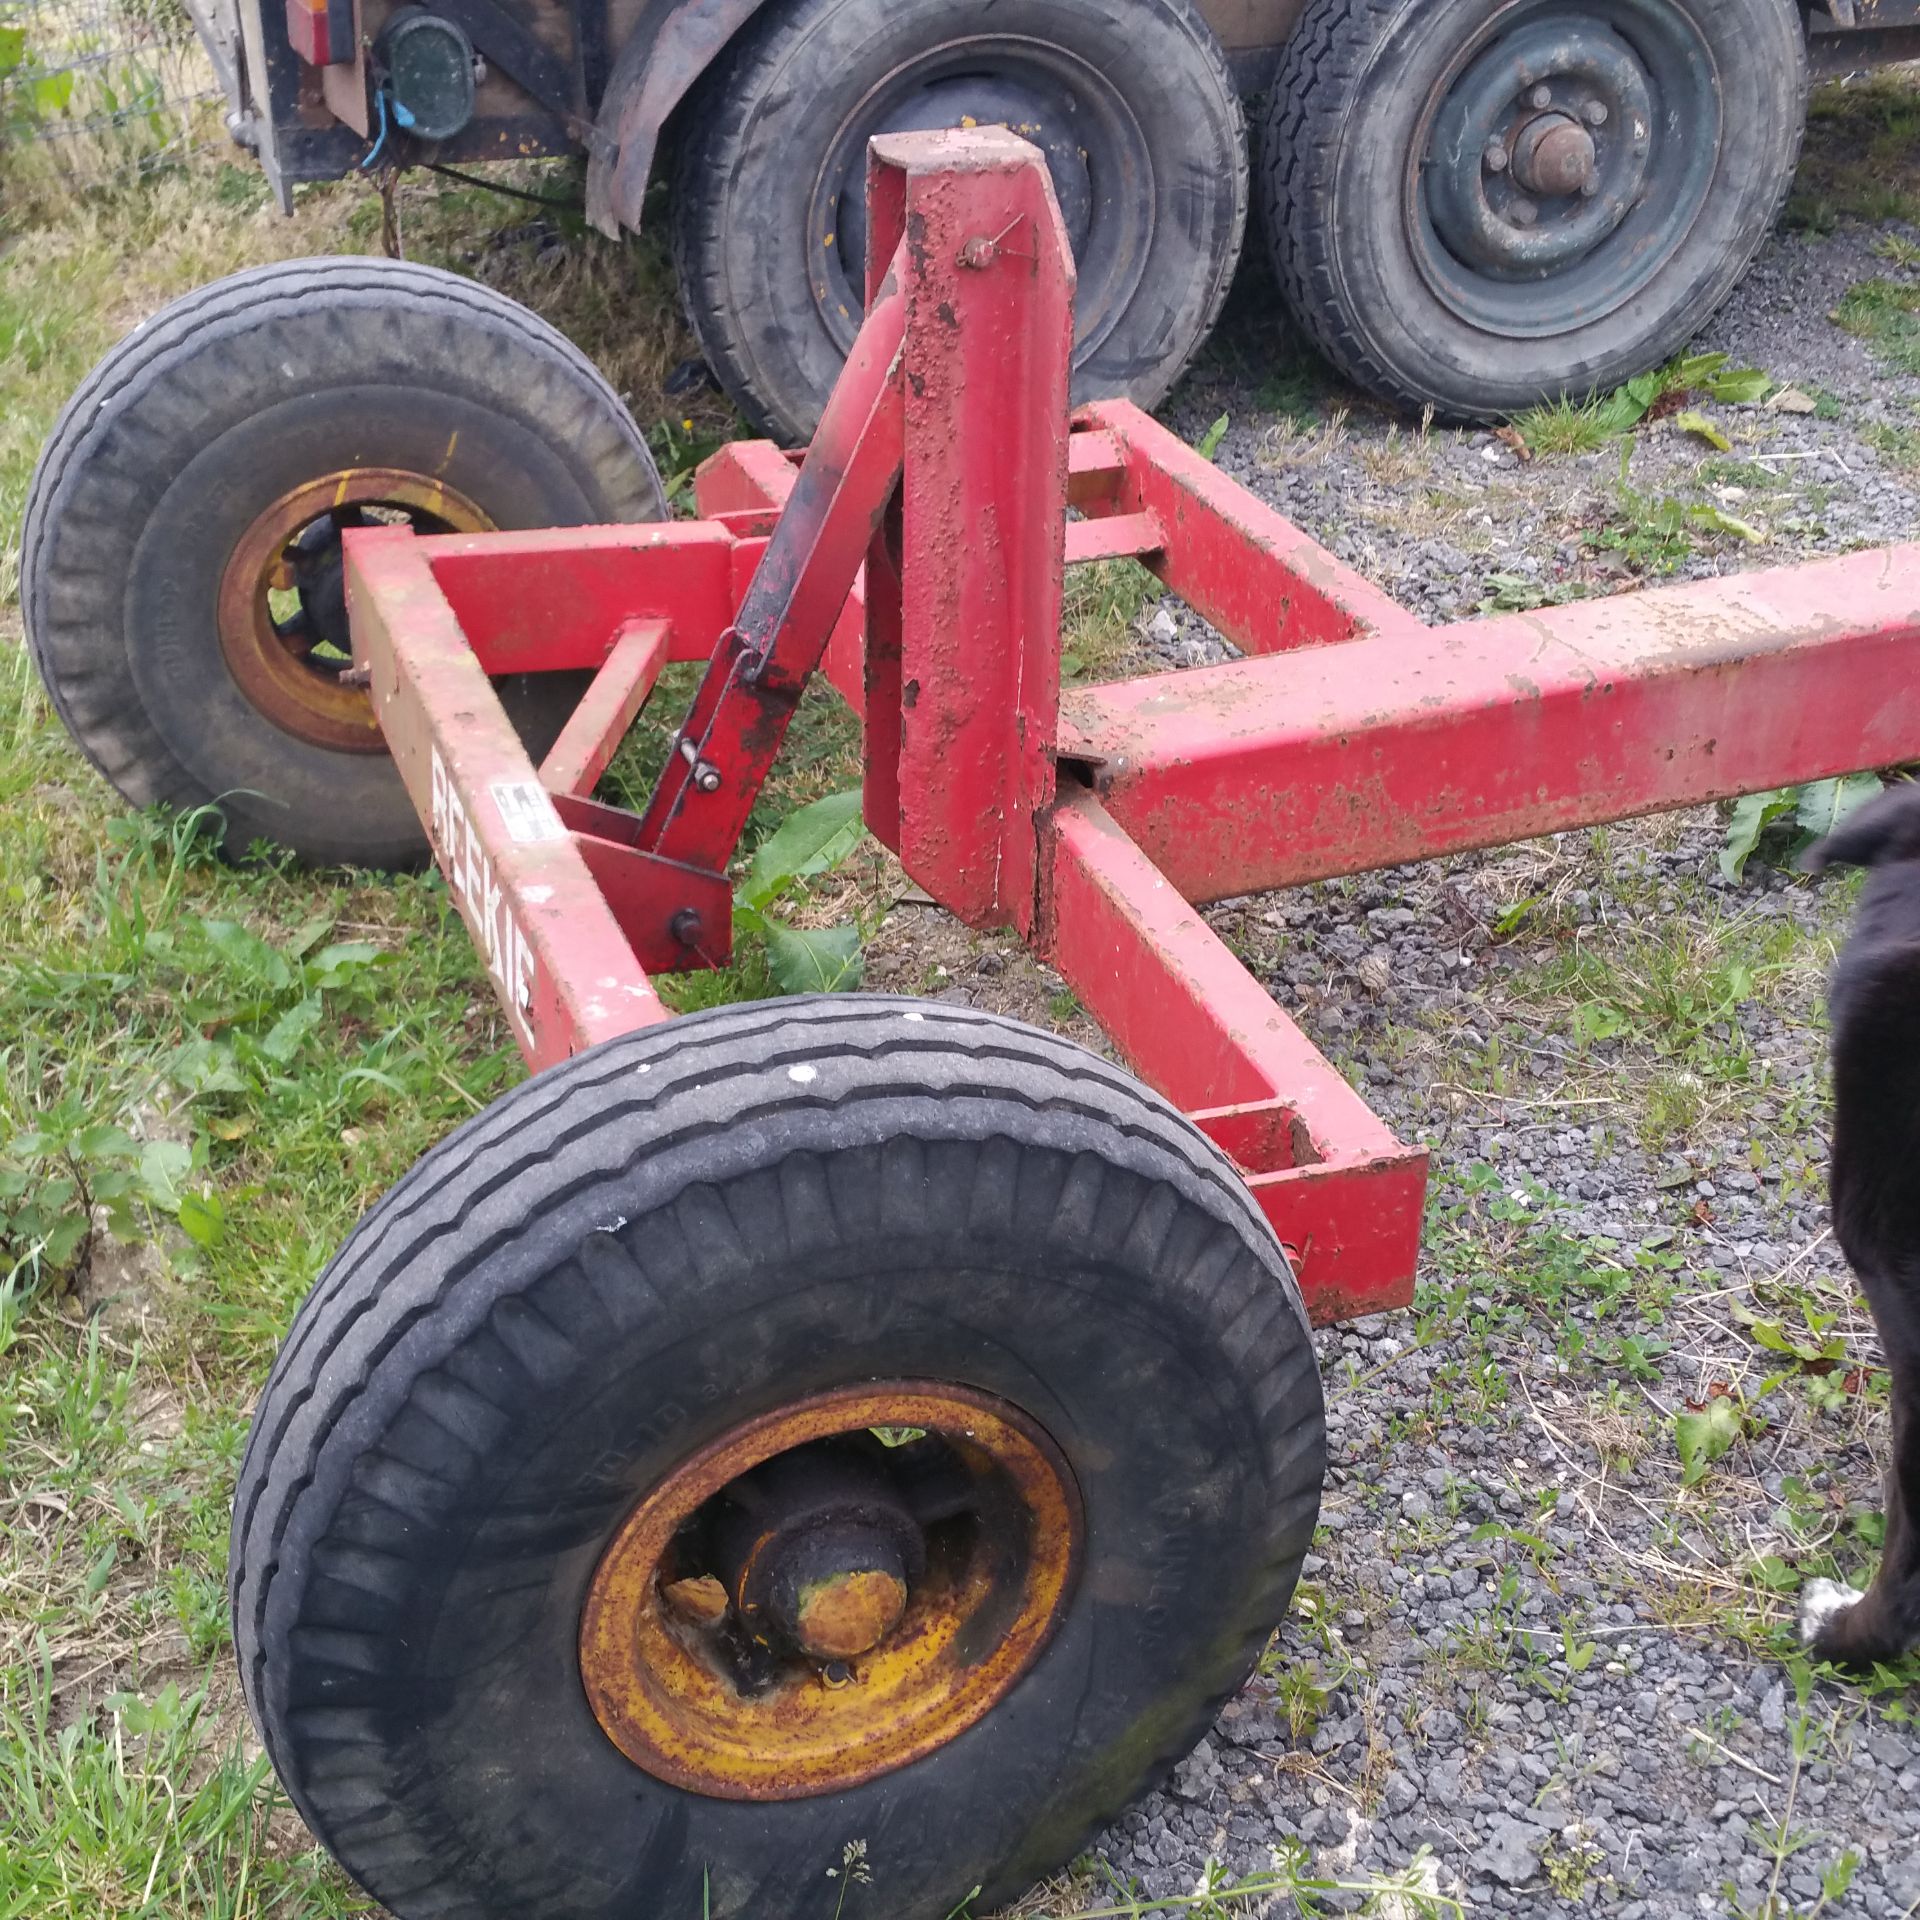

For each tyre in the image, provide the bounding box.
[21,258,667,869]
[671,0,1248,444]
[1261,0,1808,419]
[231,997,1324,1920]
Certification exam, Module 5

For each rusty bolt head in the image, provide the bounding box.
[1529,83,1552,109]
[1584,100,1609,127]
[1484,141,1510,173]
[670,907,705,948]
[959,235,998,270]
[1508,198,1539,228]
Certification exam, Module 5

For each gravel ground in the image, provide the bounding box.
[871,150,1920,1918]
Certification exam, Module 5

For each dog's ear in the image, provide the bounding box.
[1803,780,1920,872]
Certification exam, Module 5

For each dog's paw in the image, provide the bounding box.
[1799,1577,1864,1647]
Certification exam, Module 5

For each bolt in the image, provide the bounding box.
[1530,84,1552,109]
[1584,100,1609,127]
[1509,198,1539,228]
[693,761,721,793]
[670,907,705,947]
[959,235,997,270]
[1484,141,1510,173]
[1581,178,1600,198]
[339,664,373,689]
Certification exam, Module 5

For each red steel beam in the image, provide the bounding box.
[1064,544,1920,905]
[1074,400,1425,655]
[850,129,1077,932]
[1041,789,1426,1323]
[539,617,671,796]
[346,528,670,1070]
[422,523,739,675]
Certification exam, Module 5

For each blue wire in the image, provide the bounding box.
[359,86,417,171]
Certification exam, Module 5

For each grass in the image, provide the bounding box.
[1832,276,1920,375]
[0,152,736,604]
[1786,74,1920,233]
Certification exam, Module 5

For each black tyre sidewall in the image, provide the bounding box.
[237,1004,1323,1920]
[25,262,665,868]
[674,0,1246,443]
[1264,0,1806,416]
[128,390,605,867]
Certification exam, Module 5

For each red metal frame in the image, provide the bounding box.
[345,125,1920,1325]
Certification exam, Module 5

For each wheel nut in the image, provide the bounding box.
[1584,100,1609,127]
[1509,198,1539,228]
[1530,84,1552,109]
[1484,141,1509,173]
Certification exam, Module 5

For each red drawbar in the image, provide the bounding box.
[345,127,1920,1326]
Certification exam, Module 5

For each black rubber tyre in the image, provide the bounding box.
[1261,0,1808,419]
[670,0,1248,444]
[231,996,1324,1920]
[21,258,667,869]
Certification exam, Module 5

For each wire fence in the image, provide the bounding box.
[1,0,223,188]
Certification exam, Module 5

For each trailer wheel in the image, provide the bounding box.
[231,997,1323,1920]
[1261,0,1807,419]
[21,258,666,869]
[670,0,1247,444]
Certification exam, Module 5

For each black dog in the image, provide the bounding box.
[1799,782,1920,1666]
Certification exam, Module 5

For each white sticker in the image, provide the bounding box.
[431,748,540,1037]
[491,779,566,845]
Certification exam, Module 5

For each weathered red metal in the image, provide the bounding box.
[635,245,907,874]
[1060,542,1920,905]
[346,527,669,1072]
[345,124,1920,1328]
[875,130,1077,934]
[540,617,671,796]
[1042,789,1426,1324]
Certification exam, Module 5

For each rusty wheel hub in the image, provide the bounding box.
[579,1382,1082,1800]
[216,468,489,752]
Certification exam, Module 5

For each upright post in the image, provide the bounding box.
[862,128,1076,934]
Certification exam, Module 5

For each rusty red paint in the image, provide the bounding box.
[635,245,908,875]
[1074,400,1425,655]
[1062,546,1920,904]
[869,129,1076,934]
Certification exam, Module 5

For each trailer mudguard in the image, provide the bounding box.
[584,0,769,236]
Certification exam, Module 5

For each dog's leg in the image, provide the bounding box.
[1804,1291,1920,1666]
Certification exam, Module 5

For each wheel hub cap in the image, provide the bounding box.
[1510,111,1597,199]
[1412,3,1721,339]
[578,1382,1082,1800]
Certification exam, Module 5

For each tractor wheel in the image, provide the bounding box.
[670,0,1247,444]
[21,258,666,869]
[231,997,1325,1920]
[1260,0,1807,419]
